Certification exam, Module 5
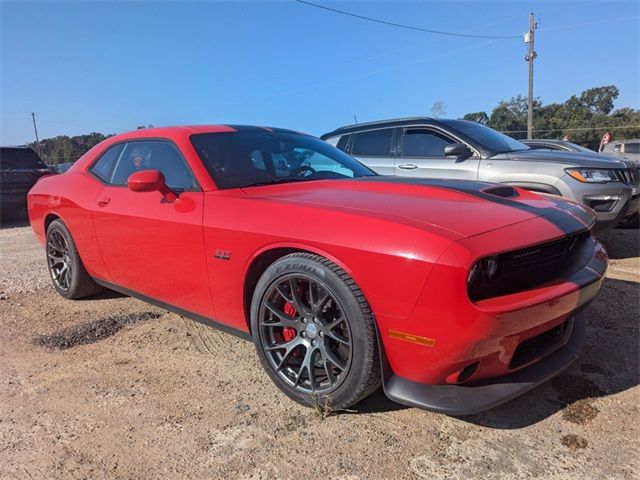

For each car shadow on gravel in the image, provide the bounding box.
[351,388,408,414]
[79,288,127,301]
[456,277,639,429]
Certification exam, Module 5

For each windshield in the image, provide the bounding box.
[191,131,375,189]
[564,141,594,153]
[441,119,529,154]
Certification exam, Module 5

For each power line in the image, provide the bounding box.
[325,9,531,71]
[537,0,606,15]
[537,15,640,32]
[278,38,501,96]
[294,0,522,39]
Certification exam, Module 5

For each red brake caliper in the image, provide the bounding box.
[282,303,297,342]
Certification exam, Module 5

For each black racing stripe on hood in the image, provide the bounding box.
[355,176,591,235]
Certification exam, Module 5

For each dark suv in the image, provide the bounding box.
[1,146,51,219]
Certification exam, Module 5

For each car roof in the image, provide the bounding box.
[108,125,305,142]
[321,117,438,139]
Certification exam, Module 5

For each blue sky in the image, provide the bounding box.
[1,0,638,144]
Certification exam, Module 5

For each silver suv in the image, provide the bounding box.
[322,118,639,230]
[601,139,640,163]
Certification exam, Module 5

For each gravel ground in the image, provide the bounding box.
[0,222,638,479]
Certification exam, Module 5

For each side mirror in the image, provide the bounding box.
[127,169,177,202]
[444,143,473,161]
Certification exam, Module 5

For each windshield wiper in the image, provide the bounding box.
[242,178,312,188]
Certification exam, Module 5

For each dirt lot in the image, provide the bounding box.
[1,221,638,479]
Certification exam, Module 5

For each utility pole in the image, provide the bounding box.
[524,13,537,139]
[31,112,41,156]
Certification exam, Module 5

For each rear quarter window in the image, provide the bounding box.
[90,144,125,183]
[351,129,393,156]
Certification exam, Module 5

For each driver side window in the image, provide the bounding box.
[108,141,197,190]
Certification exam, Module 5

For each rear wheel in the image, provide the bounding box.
[46,219,102,299]
[250,253,381,410]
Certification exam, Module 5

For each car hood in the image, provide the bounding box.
[243,177,594,239]
[504,149,631,168]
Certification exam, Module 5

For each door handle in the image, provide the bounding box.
[398,164,418,170]
[97,197,111,207]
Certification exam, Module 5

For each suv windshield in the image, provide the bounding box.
[441,119,529,154]
[191,131,375,189]
[563,141,593,153]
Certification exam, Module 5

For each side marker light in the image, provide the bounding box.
[388,330,435,347]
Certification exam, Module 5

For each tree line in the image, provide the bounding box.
[29,132,113,165]
[463,85,640,150]
[29,85,639,164]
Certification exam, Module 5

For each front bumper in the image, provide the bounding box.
[561,177,637,230]
[377,214,607,414]
[383,309,587,415]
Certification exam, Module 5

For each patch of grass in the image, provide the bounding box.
[310,396,334,420]
[308,396,356,420]
[560,434,588,450]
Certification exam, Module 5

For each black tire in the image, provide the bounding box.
[616,213,639,229]
[46,219,102,299]
[250,252,381,410]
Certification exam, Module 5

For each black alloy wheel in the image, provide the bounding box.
[45,219,102,299]
[251,253,380,410]
[47,229,72,291]
[258,273,352,394]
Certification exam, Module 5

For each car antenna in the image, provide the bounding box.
[353,114,358,124]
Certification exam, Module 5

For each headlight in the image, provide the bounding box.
[566,168,617,183]
[467,256,500,286]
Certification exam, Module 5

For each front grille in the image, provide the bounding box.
[613,168,639,185]
[509,319,571,369]
[468,231,592,302]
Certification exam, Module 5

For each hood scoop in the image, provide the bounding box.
[481,185,519,199]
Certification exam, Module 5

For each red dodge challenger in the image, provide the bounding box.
[28,125,608,414]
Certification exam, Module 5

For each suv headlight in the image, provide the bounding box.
[566,168,617,183]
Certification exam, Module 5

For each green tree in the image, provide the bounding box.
[462,111,489,125]
[464,85,640,149]
[488,96,541,139]
[29,132,113,165]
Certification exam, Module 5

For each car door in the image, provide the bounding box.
[89,139,214,318]
[395,127,480,180]
[348,128,396,175]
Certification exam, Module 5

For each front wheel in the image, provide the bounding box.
[250,253,381,410]
[46,219,102,299]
